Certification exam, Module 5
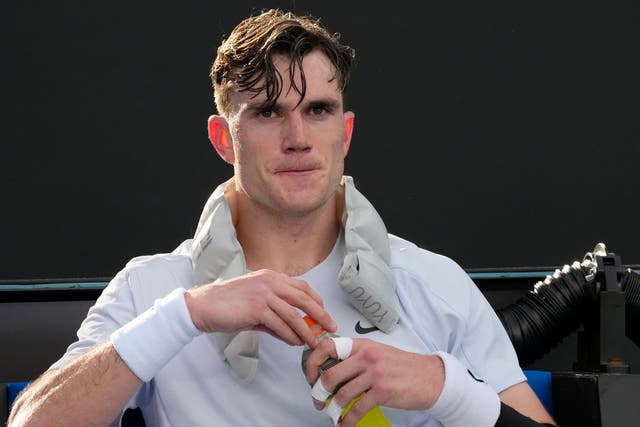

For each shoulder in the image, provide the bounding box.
[104,240,195,309]
[388,234,465,275]
[386,234,482,318]
[49,241,196,371]
[388,234,471,291]
[387,236,525,390]
[124,239,193,278]
[123,252,192,280]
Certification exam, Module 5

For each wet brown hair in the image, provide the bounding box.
[210,9,355,116]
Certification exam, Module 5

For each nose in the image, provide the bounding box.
[282,112,311,152]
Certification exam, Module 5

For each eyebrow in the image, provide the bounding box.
[307,98,341,111]
[245,96,342,112]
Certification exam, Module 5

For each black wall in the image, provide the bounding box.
[2,1,639,280]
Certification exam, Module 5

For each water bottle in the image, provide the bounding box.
[301,315,391,426]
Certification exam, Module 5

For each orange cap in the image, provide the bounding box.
[302,315,325,336]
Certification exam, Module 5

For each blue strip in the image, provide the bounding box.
[468,271,553,280]
[0,274,552,290]
[1,269,638,290]
[7,382,31,408]
[523,370,553,415]
[0,282,108,291]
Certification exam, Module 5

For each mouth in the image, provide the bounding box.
[274,164,321,175]
[275,170,319,181]
[276,168,316,174]
[273,166,323,184]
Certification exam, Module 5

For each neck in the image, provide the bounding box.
[229,189,343,277]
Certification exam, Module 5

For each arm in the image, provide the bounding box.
[9,269,335,427]
[499,382,555,425]
[8,341,141,427]
[304,339,556,427]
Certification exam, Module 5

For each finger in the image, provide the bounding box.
[256,304,305,346]
[325,398,343,426]
[284,276,325,306]
[301,305,337,337]
[267,273,322,307]
[332,372,371,411]
[308,337,353,386]
[311,377,333,409]
[338,391,377,427]
[279,277,337,333]
[331,337,353,360]
[267,296,318,346]
[304,337,341,383]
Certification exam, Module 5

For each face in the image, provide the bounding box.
[216,50,354,218]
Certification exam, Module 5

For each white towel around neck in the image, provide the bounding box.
[186,176,399,381]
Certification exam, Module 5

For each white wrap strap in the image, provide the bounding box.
[331,337,354,360]
[325,398,344,426]
[428,351,500,427]
[311,338,353,402]
[110,288,202,382]
[311,378,333,402]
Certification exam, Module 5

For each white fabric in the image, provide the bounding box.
[325,398,344,425]
[311,338,352,424]
[50,181,525,427]
[338,176,399,334]
[187,176,399,380]
[331,337,354,360]
[110,288,202,382]
[428,351,501,427]
[311,378,333,402]
[50,232,525,427]
[188,178,256,381]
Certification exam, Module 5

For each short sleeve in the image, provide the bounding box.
[48,267,151,416]
[456,273,526,392]
[49,269,139,369]
[388,235,525,394]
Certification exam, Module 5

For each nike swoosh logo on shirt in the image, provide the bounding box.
[467,369,486,383]
[355,321,380,334]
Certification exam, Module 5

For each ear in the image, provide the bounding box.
[207,115,235,164]
[342,112,355,156]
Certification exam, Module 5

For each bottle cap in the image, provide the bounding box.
[303,315,325,336]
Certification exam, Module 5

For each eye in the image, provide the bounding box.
[259,109,274,118]
[310,106,327,115]
[308,101,337,116]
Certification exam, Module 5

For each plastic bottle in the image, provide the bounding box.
[301,315,392,426]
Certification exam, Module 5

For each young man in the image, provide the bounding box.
[9,9,555,427]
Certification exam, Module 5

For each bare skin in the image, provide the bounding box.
[8,342,141,427]
[9,49,555,427]
[8,50,346,427]
[304,338,556,427]
[184,269,336,346]
[8,270,336,427]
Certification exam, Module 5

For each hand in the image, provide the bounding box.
[184,269,336,348]
[304,338,445,427]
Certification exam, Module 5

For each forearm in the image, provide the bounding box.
[8,340,142,427]
[499,382,556,426]
[495,403,556,427]
[428,353,556,427]
[9,287,204,426]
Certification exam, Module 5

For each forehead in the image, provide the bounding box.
[229,50,341,109]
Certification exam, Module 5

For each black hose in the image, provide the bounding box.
[622,269,640,349]
[496,264,593,365]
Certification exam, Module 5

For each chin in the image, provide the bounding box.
[276,191,331,216]
[278,198,323,215]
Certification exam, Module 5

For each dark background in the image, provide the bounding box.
[2,1,639,280]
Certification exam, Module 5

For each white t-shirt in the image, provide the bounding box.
[51,234,525,427]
